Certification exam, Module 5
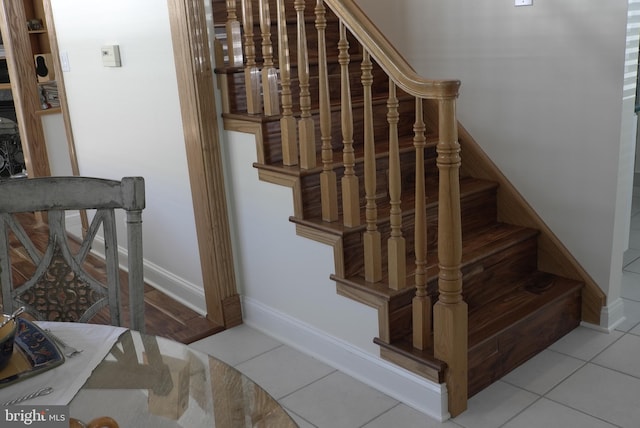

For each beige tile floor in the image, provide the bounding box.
[189,186,640,427]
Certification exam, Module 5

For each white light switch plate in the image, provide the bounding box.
[60,51,70,72]
[515,0,533,5]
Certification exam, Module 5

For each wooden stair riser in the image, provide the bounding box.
[457,236,538,311]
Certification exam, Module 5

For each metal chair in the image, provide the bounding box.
[0,176,145,332]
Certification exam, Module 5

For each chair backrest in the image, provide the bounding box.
[0,176,145,332]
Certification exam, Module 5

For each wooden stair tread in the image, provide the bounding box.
[373,336,445,383]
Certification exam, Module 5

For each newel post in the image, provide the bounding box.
[433,96,467,417]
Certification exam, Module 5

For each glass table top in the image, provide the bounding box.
[69,330,297,427]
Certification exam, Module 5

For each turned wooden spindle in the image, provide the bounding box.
[259,0,279,116]
[362,50,381,282]
[387,80,405,290]
[225,0,243,67]
[295,0,316,169]
[241,0,261,114]
[277,0,298,165]
[316,0,338,222]
[412,97,430,350]
[339,22,359,227]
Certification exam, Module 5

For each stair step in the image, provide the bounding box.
[374,271,582,397]
[331,221,538,313]
[467,271,582,396]
[291,176,496,235]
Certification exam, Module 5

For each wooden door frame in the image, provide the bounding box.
[167,0,241,328]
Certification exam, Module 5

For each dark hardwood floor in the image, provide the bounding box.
[3,213,224,344]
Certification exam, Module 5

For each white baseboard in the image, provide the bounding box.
[583,297,626,332]
[65,212,207,316]
[241,296,450,421]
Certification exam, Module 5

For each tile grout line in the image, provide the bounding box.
[276,369,338,402]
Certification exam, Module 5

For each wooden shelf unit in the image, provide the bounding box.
[0,0,55,178]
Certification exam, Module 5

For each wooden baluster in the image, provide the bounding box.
[387,80,405,290]
[213,38,230,113]
[241,0,261,114]
[362,50,381,282]
[295,0,316,169]
[316,0,338,221]
[259,0,279,116]
[433,97,467,417]
[277,0,298,165]
[412,97,430,349]
[225,0,243,67]
[339,22,359,227]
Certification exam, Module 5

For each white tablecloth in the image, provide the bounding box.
[0,321,126,406]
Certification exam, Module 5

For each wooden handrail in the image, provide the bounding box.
[324,0,460,100]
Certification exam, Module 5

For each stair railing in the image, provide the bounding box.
[319,4,466,415]
[227,0,466,416]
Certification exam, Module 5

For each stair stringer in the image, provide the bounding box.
[457,124,606,325]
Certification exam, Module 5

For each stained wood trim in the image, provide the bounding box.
[458,124,606,324]
[42,1,77,176]
[0,0,50,178]
[167,0,239,327]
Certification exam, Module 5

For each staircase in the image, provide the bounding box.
[210,0,605,416]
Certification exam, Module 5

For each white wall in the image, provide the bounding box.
[357,0,632,316]
[223,131,379,353]
[50,0,206,314]
[41,113,72,176]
